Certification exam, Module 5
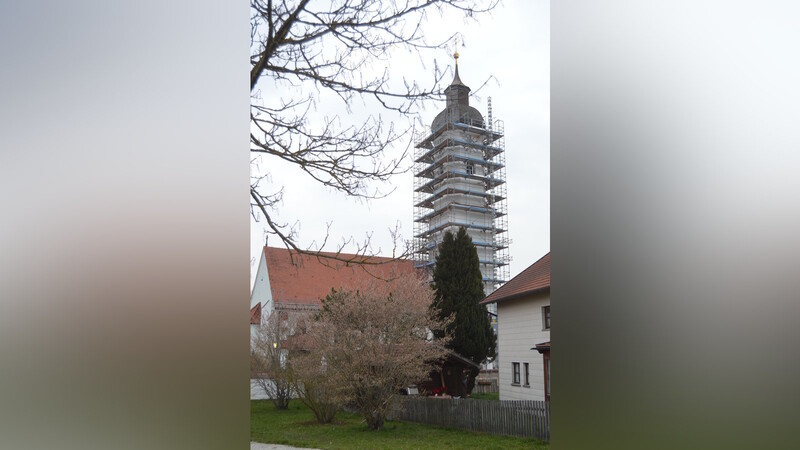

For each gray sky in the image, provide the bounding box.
[251,0,550,285]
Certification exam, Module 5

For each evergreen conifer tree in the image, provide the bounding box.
[432,227,497,368]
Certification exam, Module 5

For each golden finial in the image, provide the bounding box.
[450,38,464,85]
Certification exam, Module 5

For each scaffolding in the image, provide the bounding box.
[412,102,511,294]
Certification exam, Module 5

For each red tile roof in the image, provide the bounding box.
[264,246,417,306]
[481,252,550,305]
[250,303,261,325]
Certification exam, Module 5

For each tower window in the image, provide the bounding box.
[466,163,474,175]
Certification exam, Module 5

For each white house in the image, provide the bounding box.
[481,252,550,402]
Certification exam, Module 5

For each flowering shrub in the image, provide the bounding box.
[293,274,452,429]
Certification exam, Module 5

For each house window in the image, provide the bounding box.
[524,362,530,387]
[466,163,474,175]
[545,358,550,397]
[543,305,551,330]
[279,350,287,369]
[512,362,521,385]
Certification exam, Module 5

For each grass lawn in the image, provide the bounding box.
[469,391,499,401]
[251,400,548,450]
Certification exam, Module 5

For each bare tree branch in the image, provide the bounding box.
[251,0,499,265]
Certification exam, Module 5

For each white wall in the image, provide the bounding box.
[497,291,550,401]
[250,251,273,317]
[250,379,299,400]
[250,379,270,400]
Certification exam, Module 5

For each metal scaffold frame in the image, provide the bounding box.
[411,102,511,292]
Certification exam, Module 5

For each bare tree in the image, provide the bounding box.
[251,311,295,409]
[289,313,346,424]
[250,0,498,264]
[294,274,451,430]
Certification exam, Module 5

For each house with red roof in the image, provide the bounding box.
[250,246,416,327]
[251,245,498,400]
[249,246,416,399]
[249,246,420,342]
[481,252,550,402]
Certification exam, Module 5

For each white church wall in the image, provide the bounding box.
[250,250,274,320]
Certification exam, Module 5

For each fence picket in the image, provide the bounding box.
[390,397,549,442]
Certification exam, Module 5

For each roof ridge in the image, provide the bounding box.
[263,245,400,261]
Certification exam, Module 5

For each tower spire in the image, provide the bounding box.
[451,42,464,86]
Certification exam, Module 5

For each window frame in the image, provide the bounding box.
[545,358,550,397]
[542,305,551,330]
[512,362,521,385]
[523,362,530,387]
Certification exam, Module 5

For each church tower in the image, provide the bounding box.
[412,51,510,332]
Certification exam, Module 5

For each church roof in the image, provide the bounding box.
[450,63,465,87]
[432,54,484,130]
[263,246,417,306]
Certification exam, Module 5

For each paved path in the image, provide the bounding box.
[251,442,319,450]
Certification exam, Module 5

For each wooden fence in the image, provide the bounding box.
[472,378,498,394]
[389,397,550,441]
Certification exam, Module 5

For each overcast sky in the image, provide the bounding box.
[251,0,550,285]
